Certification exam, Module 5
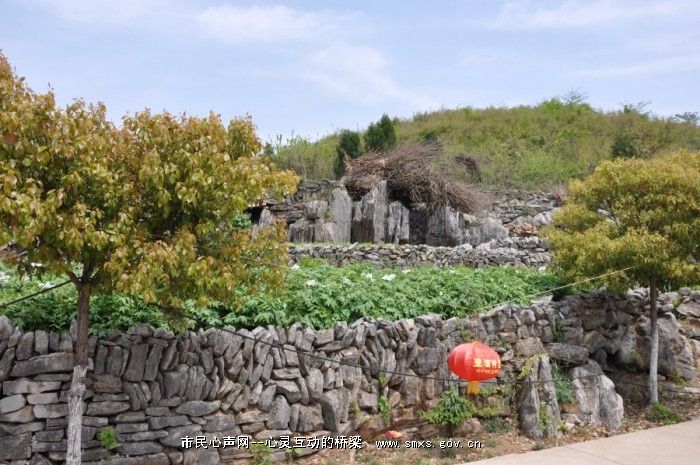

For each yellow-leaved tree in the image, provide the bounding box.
[0,53,298,464]
[543,150,700,404]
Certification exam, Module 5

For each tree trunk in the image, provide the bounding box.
[648,276,659,404]
[66,284,91,465]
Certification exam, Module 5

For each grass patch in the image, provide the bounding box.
[645,402,683,425]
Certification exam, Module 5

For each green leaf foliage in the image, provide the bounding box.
[0,52,298,311]
[543,150,700,291]
[364,114,397,153]
[1,261,565,333]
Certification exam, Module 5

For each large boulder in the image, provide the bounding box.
[426,205,462,246]
[568,360,623,430]
[462,217,508,246]
[351,181,388,242]
[515,354,561,438]
[614,314,694,380]
[329,188,352,242]
[386,201,410,244]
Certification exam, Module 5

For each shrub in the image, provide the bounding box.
[364,114,396,152]
[421,388,476,427]
[334,130,362,178]
[611,132,638,158]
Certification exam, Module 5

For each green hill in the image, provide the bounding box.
[271,97,700,189]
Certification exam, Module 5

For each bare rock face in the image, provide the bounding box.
[351,181,388,243]
[515,354,561,439]
[426,205,462,246]
[330,188,352,242]
[569,360,623,430]
[386,201,410,244]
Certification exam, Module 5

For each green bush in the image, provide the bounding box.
[334,129,363,178]
[364,114,397,152]
[421,388,476,427]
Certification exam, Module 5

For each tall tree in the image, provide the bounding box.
[0,53,298,464]
[543,150,700,403]
[334,129,362,178]
[364,114,397,152]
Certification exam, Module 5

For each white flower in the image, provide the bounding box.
[290,264,301,270]
[381,274,396,281]
[0,272,9,284]
[342,277,352,285]
[30,262,44,268]
[402,269,412,274]
[305,279,318,287]
[40,281,54,289]
[362,272,374,281]
[448,269,456,274]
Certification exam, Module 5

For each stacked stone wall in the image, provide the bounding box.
[0,289,696,464]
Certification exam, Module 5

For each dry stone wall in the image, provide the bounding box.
[288,237,550,268]
[0,289,696,464]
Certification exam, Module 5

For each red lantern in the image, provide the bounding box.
[448,341,501,395]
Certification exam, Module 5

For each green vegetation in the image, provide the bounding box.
[334,129,362,178]
[421,388,476,427]
[98,427,119,450]
[645,402,683,425]
[552,365,575,405]
[544,150,700,403]
[250,443,274,465]
[378,394,391,426]
[1,260,565,333]
[364,114,397,152]
[272,95,700,188]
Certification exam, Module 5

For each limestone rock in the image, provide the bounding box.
[568,360,623,430]
[515,354,561,438]
[545,343,589,365]
[10,353,73,377]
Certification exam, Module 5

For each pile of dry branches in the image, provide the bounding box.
[345,143,482,213]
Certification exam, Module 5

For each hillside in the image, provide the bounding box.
[271,97,700,189]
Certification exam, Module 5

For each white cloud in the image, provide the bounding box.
[305,44,433,108]
[196,5,357,43]
[491,0,694,29]
[573,55,700,78]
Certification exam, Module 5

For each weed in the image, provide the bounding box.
[645,402,683,425]
[250,443,274,465]
[98,427,119,450]
[552,365,575,405]
[378,394,391,426]
[482,417,509,434]
[531,442,545,451]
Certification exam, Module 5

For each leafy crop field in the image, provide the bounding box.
[0,260,564,334]
[272,98,700,189]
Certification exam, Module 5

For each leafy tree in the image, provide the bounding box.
[333,129,362,178]
[364,114,397,152]
[0,53,297,464]
[543,150,700,403]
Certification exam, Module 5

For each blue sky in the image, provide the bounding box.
[1,1,698,142]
